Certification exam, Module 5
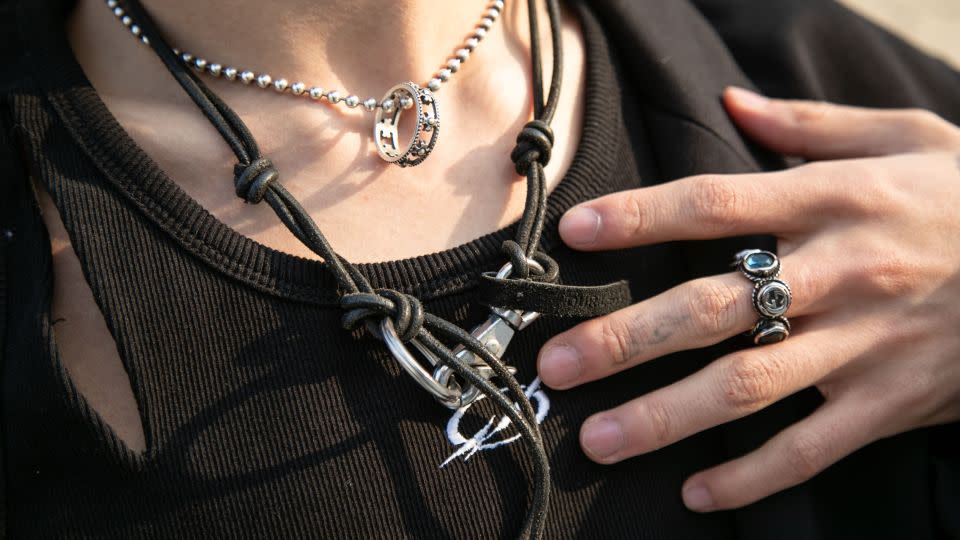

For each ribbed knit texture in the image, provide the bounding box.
[3,0,960,538]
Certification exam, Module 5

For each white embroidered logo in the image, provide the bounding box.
[440,377,550,468]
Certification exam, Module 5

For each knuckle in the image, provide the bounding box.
[886,363,941,422]
[860,368,944,435]
[895,109,960,150]
[783,263,814,312]
[793,160,832,183]
[792,101,834,127]
[788,102,834,157]
[857,180,897,216]
[688,176,740,231]
[903,108,943,129]
[622,191,655,240]
[810,161,893,217]
[686,280,741,337]
[860,255,920,297]
[718,354,779,412]
[639,399,674,449]
[598,317,637,367]
[784,433,829,482]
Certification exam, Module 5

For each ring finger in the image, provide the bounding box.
[577,317,867,463]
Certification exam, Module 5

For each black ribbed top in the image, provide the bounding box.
[3,0,959,538]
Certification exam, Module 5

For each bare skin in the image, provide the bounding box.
[43,0,585,452]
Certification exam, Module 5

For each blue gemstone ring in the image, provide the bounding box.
[751,316,791,346]
[753,279,792,319]
[733,249,792,345]
[734,249,781,282]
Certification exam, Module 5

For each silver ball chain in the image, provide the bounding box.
[104,0,504,114]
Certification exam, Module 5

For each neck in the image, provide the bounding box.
[134,0,518,100]
[67,0,585,263]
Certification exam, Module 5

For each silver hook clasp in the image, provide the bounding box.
[379,259,544,410]
[432,259,542,407]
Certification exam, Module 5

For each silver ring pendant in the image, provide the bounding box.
[374,82,439,167]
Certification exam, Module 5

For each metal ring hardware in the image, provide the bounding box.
[380,258,544,409]
[379,318,463,408]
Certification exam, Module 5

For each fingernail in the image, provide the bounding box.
[538,344,582,389]
[581,417,624,460]
[559,206,600,246]
[727,86,769,112]
[683,484,715,512]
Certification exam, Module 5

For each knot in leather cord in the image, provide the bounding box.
[340,289,425,343]
[510,120,554,175]
[234,157,279,204]
[501,240,559,282]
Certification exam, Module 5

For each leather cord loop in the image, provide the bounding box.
[500,241,559,283]
[234,158,279,204]
[340,289,425,343]
[530,251,560,283]
[502,240,535,279]
[510,120,555,175]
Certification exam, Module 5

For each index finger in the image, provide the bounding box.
[558,166,844,250]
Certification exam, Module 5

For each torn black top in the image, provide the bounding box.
[1,0,958,538]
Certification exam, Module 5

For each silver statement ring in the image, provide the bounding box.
[733,249,793,345]
[753,279,792,319]
[373,82,440,167]
[734,248,781,282]
[751,316,792,346]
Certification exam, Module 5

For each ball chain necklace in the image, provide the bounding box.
[104,0,504,167]
[109,0,631,537]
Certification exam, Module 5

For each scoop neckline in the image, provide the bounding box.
[32,0,620,306]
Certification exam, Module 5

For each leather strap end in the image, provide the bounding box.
[478,274,632,318]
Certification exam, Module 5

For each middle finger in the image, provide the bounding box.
[537,251,827,390]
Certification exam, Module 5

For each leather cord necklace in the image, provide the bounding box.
[115,0,631,537]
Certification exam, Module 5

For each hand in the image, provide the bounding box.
[538,87,960,512]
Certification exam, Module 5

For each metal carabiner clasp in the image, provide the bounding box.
[432,260,542,407]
